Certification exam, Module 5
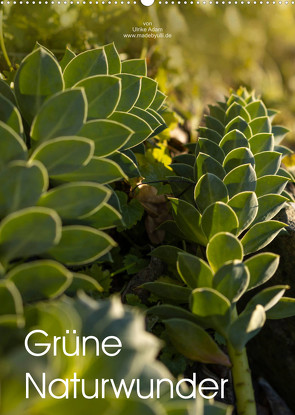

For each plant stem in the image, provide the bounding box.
[227,338,257,415]
[0,10,13,72]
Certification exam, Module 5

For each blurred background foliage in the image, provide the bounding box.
[2,3,295,148]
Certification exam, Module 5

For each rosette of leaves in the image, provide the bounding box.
[144,89,295,415]
[0,293,232,415]
[0,43,167,327]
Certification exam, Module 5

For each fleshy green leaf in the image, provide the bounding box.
[63,48,108,87]
[104,43,121,74]
[255,175,289,197]
[0,280,23,326]
[75,75,121,119]
[0,122,27,170]
[7,260,72,302]
[245,100,268,119]
[38,182,110,221]
[225,116,252,139]
[245,253,280,290]
[254,151,281,178]
[219,130,249,154]
[165,318,231,366]
[190,288,231,334]
[48,226,116,265]
[213,261,249,302]
[223,164,256,198]
[195,153,226,180]
[0,94,23,136]
[205,115,224,136]
[201,202,239,240]
[30,136,94,176]
[169,198,206,245]
[244,285,288,313]
[228,305,265,351]
[0,207,61,263]
[78,120,132,157]
[110,112,152,149]
[30,89,87,142]
[223,147,255,173]
[241,220,286,255]
[116,74,141,112]
[142,282,191,304]
[225,102,250,123]
[228,191,258,234]
[15,47,64,124]
[198,127,223,144]
[196,138,225,164]
[151,245,186,266]
[0,161,48,216]
[121,59,147,76]
[249,116,271,135]
[206,232,243,272]
[135,77,158,109]
[248,133,274,154]
[252,194,287,225]
[177,252,213,289]
[194,173,229,213]
[266,297,295,319]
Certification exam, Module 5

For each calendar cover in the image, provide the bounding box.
[0,3,295,415]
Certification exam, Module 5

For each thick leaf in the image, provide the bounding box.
[266,297,295,319]
[147,304,204,325]
[151,245,186,267]
[219,130,249,155]
[169,198,206,245]
[30,88,87,142]
[248,133,274,154]
[121,59,147,76]
[63,48,108,87]
[30,136,94,176]
[108,151,140,179]
[241,220,286,255]
[201,202,238,240]
[0,207,61,263]
[83,203,122,230]
[110,112,152,149]
[190,288,231,334]
[170,163,194,180]
[165,318,231,366]
[0,280,23,326]
[0,79,16,104]
[272,125,289,145]
[149,90,167,111]
[135,77,158,109]
[213,261,249,302]
[38,182,110,220]
[228,305,266,351]
[141,282,191,304]
[116,74,141,112]
[205,115,224,136]
[7,260,72,302]
[0,94,23,136]
[104,43,121,74]
[254,151,281,178]
[227,94,246,107]
[75,75,121,119]
[223,147,255,173]
[255,175,289,197]
[195,153,226,180]
[0,122,27,170]
[196,138,225,164]
[252,194,287,225]
[245,253,280,290]
[223,164,256,198]
[225,102,250,123]
[228,191,258,234]
[194,173,229,213]
[177,252,213,289]
[225,116,252,139]
[198,127,223,144]
[78,120,132,157]
[15,47,64,123]
[51,157,126,184]
[209,104,226,124]
[244,285,288,313]
[245,100,268,119]
[249,116,271,135]
[66,272,103,295]
[59,47,76,71]
[130,107,160,131]
[206,232,243,272]
[0,161,48,216]
[173,153,196,167]
[48,226,116,265]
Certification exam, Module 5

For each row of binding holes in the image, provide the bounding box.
[0,0,293,3]
[0,1,294,3]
